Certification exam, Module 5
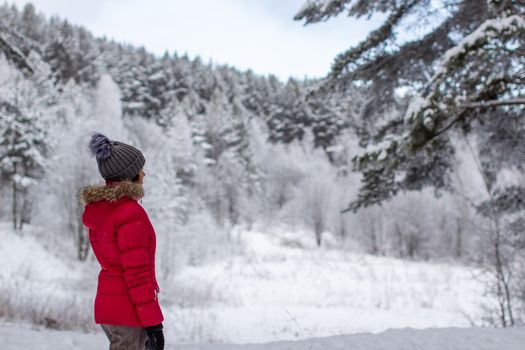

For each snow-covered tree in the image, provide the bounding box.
[296,0,525,210]
[296,0,525,325]
[0,55,51,230]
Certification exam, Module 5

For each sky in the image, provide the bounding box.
[8,0,380,81]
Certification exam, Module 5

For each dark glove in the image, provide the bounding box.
[145,323,164,350]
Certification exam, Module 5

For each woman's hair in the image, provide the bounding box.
[131,172,141,183]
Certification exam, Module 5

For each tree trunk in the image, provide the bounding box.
[338,213,347,241]
[493,235,515,327]
[455,217,462,258]
[77,223,90,261]
[12,162,18,231]
[19,187,31,231]
[315,223,322,247]
[227,186,238,225]
[370,221,378,255]
[394,222,404,258]
[463,133,515,326]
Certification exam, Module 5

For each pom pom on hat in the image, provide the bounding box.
[89,132,113,160]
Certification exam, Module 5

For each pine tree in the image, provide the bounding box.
[0,61,49,230]
[296,0,525,210]
[297,0,525,325]
[267,78,309,144]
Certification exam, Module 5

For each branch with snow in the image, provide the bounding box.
[330,0,419,80]
[404,14,525,125]
[349,13,525,210]
[460,98,525,109]
[294,0,351,24]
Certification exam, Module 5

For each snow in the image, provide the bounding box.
[296,0,317,17]
[12,174,37,187]
[320,0,339,13]
[355,138,396,163]
[403,14,525,126]
[148,71,166,81]
[1,320,524,350]
[162,228,493,343]
[325,144,344,153]
[93,74,126,138]
[493,166,525,193]
[296,0,340,17]
[0,223,93,329]
[403,95,427,124]
[433,15,525,82]
[0,222,80,282]
[0,222,498,344]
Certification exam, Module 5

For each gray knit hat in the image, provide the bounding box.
[88,132,145,181]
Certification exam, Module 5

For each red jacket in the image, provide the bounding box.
[80,180,164,327]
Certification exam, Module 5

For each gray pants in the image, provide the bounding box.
[101,324,148,350]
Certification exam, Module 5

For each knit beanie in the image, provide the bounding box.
[88,132,145,181]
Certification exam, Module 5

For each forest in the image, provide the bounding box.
[0,0,524,344]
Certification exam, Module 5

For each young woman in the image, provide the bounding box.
[80,133,164,350]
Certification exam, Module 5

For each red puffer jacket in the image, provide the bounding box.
[80,180,163,327]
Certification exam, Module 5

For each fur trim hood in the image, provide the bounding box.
[79,181,144,205]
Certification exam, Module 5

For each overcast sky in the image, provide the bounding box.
[8,0,380,81]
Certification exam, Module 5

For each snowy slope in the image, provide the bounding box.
[0,222,95,329]
[1,321,524,350]
[0,222,495,343]
[0,222,81,281]
[163,228,493,343]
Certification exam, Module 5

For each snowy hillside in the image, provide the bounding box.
[0,222,496,344]
[0,222,96,330]
[1,321,524,350]
[163,227,493,343]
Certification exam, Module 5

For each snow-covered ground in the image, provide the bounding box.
[0,222,95,330]
[163,227,493,343]
[0,222,496,344]
[1,320,524,350]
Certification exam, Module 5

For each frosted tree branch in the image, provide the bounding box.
[460,98,525,109]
